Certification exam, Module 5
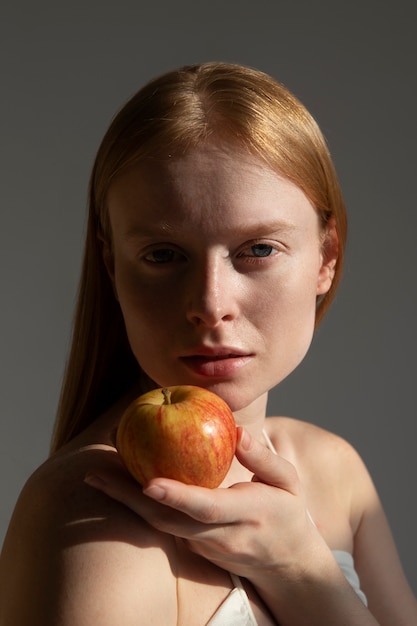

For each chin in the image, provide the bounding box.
[138,369,268,415]
[195,381,268,415]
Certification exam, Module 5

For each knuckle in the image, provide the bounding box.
[196,497,223,524]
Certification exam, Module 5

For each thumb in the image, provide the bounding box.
[235,427,301,495]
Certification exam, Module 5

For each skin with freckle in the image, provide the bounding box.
[105,144,326,415]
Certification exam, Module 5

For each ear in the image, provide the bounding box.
[97,229,118,300]
[317,217,339,296]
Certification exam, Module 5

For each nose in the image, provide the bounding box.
[186,254,239,327]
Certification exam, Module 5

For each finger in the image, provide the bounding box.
[84,467,230,534]
[235,427,301,495]
[144,478,241,525]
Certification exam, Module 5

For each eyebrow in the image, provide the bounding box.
[123,219,297,241]
[230,220,297,236]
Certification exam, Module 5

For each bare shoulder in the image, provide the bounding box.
[0,440,177,626]
[265,415,367,474]
[265,416,375,539]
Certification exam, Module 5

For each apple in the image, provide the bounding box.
[116,385,237,488]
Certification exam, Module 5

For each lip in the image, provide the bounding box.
[179,346,253,378]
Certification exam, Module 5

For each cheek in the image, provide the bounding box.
[260,268,318,347]
[118,288,171,336]
[262,262,319,318]
[114,264,186,361]
[113,269,161,334]
[115,260,162,311]
[117,293,173,381]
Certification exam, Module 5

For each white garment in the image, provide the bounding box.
[207,550,367,625]
[207,573,258,626]
[333,549,368,606]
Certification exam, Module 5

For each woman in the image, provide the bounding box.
[1,62,415,625]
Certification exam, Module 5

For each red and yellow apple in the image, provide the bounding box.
[116,385,237,488]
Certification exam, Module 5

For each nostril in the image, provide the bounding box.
[187,305,236,328]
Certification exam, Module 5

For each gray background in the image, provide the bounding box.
[1,0,416,593]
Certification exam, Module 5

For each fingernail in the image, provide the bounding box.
[143,484,166,501]
[238,427,252,451]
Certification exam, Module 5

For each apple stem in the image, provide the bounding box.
[162,388,172,405]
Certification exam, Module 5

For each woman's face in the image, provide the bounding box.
[104,145,336,414]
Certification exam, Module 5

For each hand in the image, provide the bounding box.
[85,427,321,583]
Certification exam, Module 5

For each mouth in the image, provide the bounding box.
[180,347,253,377]
[181,345,249,357]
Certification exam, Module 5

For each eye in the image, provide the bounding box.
[143,248,183,264]
[249,243,274,257]
[238,242,279,259]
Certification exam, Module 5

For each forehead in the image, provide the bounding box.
[106,144,317,235]
[110,144,277,193]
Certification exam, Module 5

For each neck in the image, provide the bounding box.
[232,391,269,437]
